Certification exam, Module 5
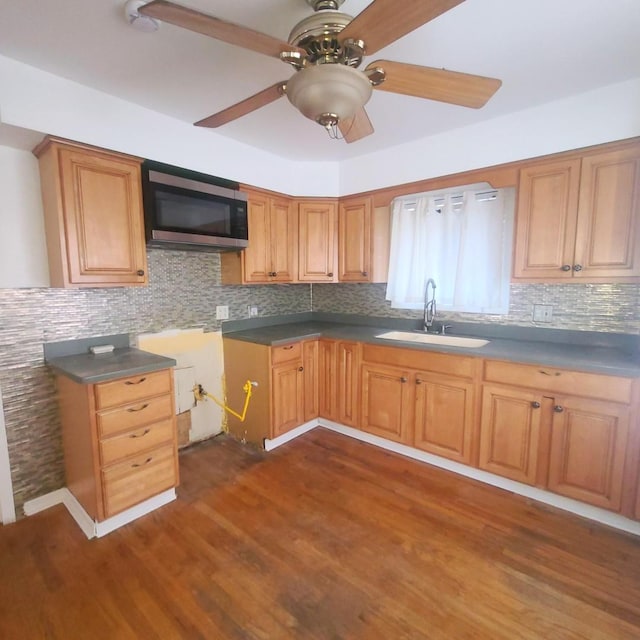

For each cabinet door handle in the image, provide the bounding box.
[132,457,153,468]
[362,271,368,277]
[539,370,560,377]
[129,428,151,438]
[400,376,407,383]
[298,366,304,372]
[573,264,583,272]
[327,272,334,277]
[561,264,572,272]
[127,403,149,412]
[125,377,147,385]
[136,269,145,276]
[415,378,422,385]
[531,401,541,409]
[553,405,564,413]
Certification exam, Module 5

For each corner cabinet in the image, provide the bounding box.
[513,141,640,282]
[56,369,179,522]
[34,137,148,288]
[221,190,296,284]
[297,200,338,282]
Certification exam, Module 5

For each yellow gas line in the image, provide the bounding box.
[193,380,257,423]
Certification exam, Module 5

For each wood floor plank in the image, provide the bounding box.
[1,428,639,639]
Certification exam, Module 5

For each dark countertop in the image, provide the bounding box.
[46,347,177,384]
[223,320,640,377]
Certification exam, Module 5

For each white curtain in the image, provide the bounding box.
[385,187,514,314]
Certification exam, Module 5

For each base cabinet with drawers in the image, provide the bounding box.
[56,368,179,522]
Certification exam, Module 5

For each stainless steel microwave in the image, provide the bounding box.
[142,161,248,251]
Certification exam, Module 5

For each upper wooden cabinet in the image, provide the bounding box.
[297,200,337,282]
[34,137,148,288]
[513,142,640,282]
[338,196,390,283]
[221,190,296,284]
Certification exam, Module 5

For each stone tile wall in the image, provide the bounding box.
[312,282,640,334]
[0,249,311,513]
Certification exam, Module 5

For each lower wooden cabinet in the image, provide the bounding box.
[360,345,479,460]
[361,362,413,443]
[478,384,543,485]
[479,361,636,513]
[223,337,318,443]
[56,368,179,522]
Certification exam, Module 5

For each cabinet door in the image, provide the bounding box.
[242,194,272,282]
[338,197,372,282]
[303,340,319,422]
[414,372,475,465]
[479,385,542,485]
[269,196,296,282]
[361,363,412,444]
[58,147,147,286]
[318,340,338,421]
[573,147,640,280]
[547,396,630,511]
[271,361,304,436]
[337,341,361,428]
[512,159,581,280]
[297,201,337,281]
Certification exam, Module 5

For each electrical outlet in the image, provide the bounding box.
[532,304,553,323]
[216,305,229,320]
[249,305,259,317]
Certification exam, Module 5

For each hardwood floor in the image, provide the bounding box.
[1,428,640,639]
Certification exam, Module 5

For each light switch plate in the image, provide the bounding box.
[216,305,229,320]
[532,304,553,322]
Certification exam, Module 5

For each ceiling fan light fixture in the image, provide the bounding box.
[286,64,372,129]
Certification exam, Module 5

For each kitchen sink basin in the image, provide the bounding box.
[375,331,489,348]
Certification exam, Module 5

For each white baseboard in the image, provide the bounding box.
[264,419,317,452]
[318,419,640,537]
[23,487,176,539]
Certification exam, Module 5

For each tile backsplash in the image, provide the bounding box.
[312,282,640,334]
[1,249,638,516]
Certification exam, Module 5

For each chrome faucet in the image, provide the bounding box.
[423,278,437,331]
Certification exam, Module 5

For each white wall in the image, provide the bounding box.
[0,146,49,287]
[339,78,640,195]
[0,55,340,198]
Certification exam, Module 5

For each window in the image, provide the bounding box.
[385,184,515,314]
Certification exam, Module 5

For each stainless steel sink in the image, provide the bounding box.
[375,330,489,348]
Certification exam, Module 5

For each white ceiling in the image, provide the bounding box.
[0,0,639,161]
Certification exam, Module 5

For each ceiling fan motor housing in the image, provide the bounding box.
[288,10,363,66]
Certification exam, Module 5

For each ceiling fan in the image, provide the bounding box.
[139,0,502,143]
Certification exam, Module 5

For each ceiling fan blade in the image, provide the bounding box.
[368,60,501,108]
[139,1,305,59]
[339,107,374,143]
[340,0,465,56]
[194,82,287,128]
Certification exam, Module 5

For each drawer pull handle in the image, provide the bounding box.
[132,457,153,468]
[127,403,149,412]
[531,401,541,409]
[282,345,294,350]
[400,376,407,383]
[553,405,564,413]
[125,377,147,385]
[130,428,151,438]
[539,370,560,376]
[415,378,422,385]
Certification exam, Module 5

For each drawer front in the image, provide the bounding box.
[483,360,633,404]
[102,445,177,518]
[95,369,172,409]
[271,341,302,365]
[362,344,476,379]
[100,418,175,466]
[97,393,173,438]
